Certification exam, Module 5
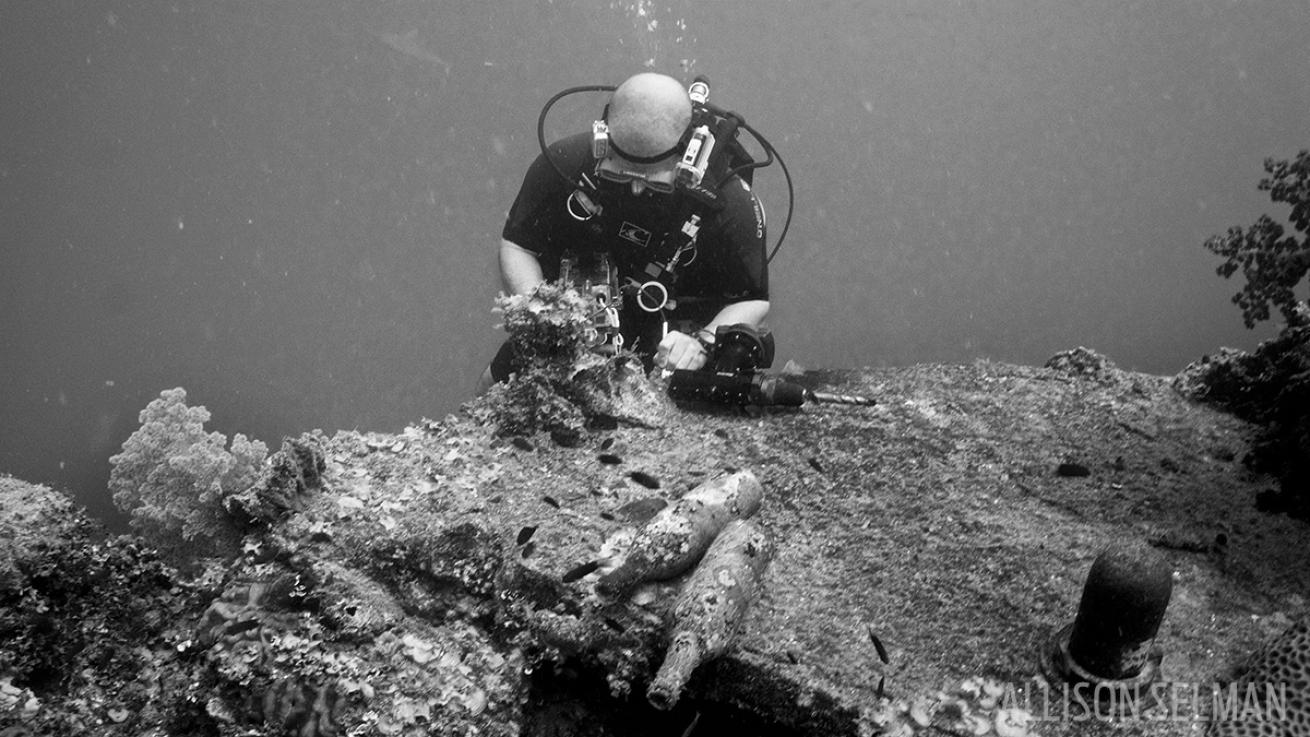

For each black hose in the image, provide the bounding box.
[535,85,794,263]
[536,85,615,187]
[740,121,795,265]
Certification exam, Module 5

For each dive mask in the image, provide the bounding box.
[595,153,679,194]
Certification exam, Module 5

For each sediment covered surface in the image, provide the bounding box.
[3,356,1307,736]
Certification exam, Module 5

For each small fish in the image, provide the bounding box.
[868,626,889,664]
[516,525,537,545]
[680,711,701,737]
[510,436,534,452]
[807,457,825,473]
[876,675,886,700]
[375,28,451,74]
[628,470,660,489]
[785,650,800,665]
[598,453,622,465]
[520,541,535,559]
[550,428,581,448]
[600,437,615,450]
[713,429,730,439]
[541,495,560,509]
[599,511,616,521]
[561,560,599,583]
[601,616,626,633]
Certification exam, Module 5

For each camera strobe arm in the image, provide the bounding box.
[666,370,876,408]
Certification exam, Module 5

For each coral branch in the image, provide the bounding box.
[1205,150,1310,329]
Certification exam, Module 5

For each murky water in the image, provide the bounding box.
[2,1,1305,525]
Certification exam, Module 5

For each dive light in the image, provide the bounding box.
[591,119,610,159]
[676,125,715,188]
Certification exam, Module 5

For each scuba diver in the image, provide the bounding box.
[477,71,792,392]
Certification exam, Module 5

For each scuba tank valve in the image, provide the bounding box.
[688,76,710,105]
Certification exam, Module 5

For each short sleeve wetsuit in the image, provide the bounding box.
[494,132,767,376]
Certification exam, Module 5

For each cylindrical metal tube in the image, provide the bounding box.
[1067,544,1172,679]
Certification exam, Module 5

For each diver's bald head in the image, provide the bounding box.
[607,73,692,159]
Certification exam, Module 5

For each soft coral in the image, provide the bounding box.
[109,387,267,563]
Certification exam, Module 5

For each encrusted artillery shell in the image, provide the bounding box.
[647,519,774,710]
[595,470,763,599]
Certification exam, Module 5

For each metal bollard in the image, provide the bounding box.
[1042,543,1173,692]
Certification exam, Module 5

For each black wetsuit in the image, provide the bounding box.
[491,132,768,379]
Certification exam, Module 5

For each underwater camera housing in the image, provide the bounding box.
[666,323,798,407]
[708,323,775,373]
[536,75,795,262]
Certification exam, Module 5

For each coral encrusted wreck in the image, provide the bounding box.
[472,281,670,436]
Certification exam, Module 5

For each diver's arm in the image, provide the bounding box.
[700,299,770,336]
[655,299,771,371]
[499,238,544,295]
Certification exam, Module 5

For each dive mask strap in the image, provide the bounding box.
[606,134,689,165]
[598,104,694,165]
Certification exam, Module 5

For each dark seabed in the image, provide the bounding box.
[1,0,1305,527]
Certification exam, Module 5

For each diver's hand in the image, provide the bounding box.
[655,331,708,371]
